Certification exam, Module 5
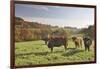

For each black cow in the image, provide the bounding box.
[47,37,68,52]
[83,37,92,51]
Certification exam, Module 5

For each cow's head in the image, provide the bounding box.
[72,36,77,41]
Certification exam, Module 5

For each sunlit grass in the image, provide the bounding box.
[15,40,95,66]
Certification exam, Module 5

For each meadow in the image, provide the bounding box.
[15,40,95,66]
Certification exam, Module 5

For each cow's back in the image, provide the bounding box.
[48,37,67,48]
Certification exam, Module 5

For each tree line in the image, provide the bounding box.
[15,17,95,42]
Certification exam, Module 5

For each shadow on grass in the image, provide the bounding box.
[62,48,84,56]
[16,48,84,57]
[51,48,76,53]
[53,50,64,53]
[34,43,46,46]
[16,51,49,57]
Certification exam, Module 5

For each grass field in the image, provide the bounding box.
[15,40,95,66]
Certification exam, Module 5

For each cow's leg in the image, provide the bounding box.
[75,42,78,48]
[75,43,77,48]
[80,40,82,48]
[87,46,90,51]
[85,46,88,51]
[64,45,67,51]
[77,43,80,48]
[51,47,53,53]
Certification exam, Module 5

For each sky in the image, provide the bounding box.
[15,4,94,28]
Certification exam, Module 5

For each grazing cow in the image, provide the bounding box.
[72,36,82,48]
[47,37,68,52]
[83,37,92,51]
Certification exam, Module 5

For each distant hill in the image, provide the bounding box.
[16,17,82,34]
[15,16,81,37]
[15,17,94,42]
[15,17,51,29]
[15,17,81,31]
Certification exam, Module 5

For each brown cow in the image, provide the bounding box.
[72,36,82,48]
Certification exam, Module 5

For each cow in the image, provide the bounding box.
[72,36,82,48]
[47,36,68,52]
[83,36,92,51]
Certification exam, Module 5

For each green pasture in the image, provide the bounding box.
[15,40,95,66]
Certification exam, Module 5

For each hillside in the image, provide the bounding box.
[15,17,51,29]
[15,17,81,42]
